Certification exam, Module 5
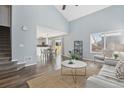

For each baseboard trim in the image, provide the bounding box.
[83,57,93,62]
[25,62,37,67]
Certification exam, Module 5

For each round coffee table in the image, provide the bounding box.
[61,60,87,83]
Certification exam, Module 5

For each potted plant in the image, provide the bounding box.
[113,53,119,59]
[68,51,80,64]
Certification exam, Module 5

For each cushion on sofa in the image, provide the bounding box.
[104,59,118,66]
[86,62,124,88]
[86,75,124,88]
[99,68,124,82]
[100,64,116,73]
[115,61,124,79]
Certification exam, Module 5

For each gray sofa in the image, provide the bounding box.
[86,59,124,88]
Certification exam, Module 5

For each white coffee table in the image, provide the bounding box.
[61,60,87,83]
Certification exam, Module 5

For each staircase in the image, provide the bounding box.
[0,26,11,61]
[0,26,25,87]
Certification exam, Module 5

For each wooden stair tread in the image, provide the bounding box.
[0,57,11,60]
[0,63,25,74]
[0,48,11,51]
[0,52,10,54]
[0,53,10,55]
[0,44,10,47]
[0,70,18,79]
[0,44,10,45]
[0,64,17,71]
[0,55,11,57]
[0,63,17,67]
[0,75,20,85]
[0,38,10,39]
[0,62,25,71]
[0,48,11,49]
[0,68,18,76]
[0,51,11,52]
[0,61,15,65]
[0,64,25,76]
[0,34,10,37]
[0,78,23,88]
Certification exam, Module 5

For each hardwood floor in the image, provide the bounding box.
[13,61,55,88]
[0,57,102,88]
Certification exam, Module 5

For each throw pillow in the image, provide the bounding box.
[115,61,124,79]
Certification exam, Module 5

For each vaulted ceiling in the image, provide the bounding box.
[55,5,111,22]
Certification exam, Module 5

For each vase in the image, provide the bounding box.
[70,59,75,62]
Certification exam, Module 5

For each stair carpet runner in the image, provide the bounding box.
[0,26,25,88]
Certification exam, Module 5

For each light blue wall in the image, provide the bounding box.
[64,6,124,60]
[12,5,69,66]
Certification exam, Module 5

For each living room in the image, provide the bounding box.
[0,5,124,88]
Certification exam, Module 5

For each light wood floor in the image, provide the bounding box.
[0,57,103,88]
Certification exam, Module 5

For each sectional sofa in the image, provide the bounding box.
[86,59,124,88]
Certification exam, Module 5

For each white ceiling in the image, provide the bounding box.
[55,5,111,22]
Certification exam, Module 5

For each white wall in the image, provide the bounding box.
[12,5,69,66]
[64,6,124,60]
[0,6,10,27]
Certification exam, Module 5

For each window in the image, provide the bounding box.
[90,32,104,53]
[90,30,123,53]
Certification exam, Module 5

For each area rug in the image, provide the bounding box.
[27,63,100,88]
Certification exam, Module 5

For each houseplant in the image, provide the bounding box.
[113,53,119,59]
[68,51,80,64]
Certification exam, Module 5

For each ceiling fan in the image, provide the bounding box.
[62,5,79,10]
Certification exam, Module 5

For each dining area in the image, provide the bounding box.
[36,37,63,67]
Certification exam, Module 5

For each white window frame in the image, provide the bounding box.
[90,32,104,54]
[90,30,122,54]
